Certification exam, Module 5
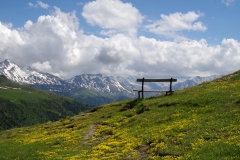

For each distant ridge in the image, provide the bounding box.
[0,58,220,105]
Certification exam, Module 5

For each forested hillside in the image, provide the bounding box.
[0,75,92,130]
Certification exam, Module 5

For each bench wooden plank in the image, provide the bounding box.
[136,78,177,82]
[133,90,172,92]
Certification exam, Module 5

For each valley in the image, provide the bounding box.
[0,75,92,130]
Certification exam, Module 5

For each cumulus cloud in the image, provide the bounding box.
[145,11,207,40]
[0,22,24,60]
[0,7,82,76]
[82,0,143,36]
[97,34,138,65]
[28,1,50,9]
[0,5,240,78]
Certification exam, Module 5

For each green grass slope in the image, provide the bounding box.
[0,75,92,130]
[0,71,240,159]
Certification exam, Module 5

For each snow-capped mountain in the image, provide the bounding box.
[0,58,65,85]
[0,58,220,105]
[173,75,220,90]
[67,74,133,96]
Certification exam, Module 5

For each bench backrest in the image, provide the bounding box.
[136,78,177,82]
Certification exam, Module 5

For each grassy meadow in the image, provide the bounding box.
[0,71,240,159]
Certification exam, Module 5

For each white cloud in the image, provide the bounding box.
[37,1,50,9]
[145,11,207,40]
[96,34,138,65]
[2,22,13,29]
[0,22,24,60]
[222,0,235,6]
[0,7,240,78]
[28,2,34,7]
[82,0,143,36]
[100,30,118,36]
[24,20,33,29]
[28,1,50,9]
[31,61,52,72]
[51,7,79,31]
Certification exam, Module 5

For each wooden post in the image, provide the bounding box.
[170,78,173,95]
[142,77,144,99]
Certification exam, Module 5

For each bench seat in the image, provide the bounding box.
[133,90,172,92]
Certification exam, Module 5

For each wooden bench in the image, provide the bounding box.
[133,78,177,99]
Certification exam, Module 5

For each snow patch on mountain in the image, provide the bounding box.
[67,74,134,95]
[173,75,220,90]
[0,58,64,84]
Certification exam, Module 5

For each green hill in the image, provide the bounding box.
[0,71,240,159]
[0,75,92,130]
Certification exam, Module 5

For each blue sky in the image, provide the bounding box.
[0,0,240,78]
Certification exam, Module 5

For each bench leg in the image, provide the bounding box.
[142,78,144,99]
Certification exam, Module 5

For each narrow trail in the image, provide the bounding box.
[83,124,97,146]
[136,145,150,160]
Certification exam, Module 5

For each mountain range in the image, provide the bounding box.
[0,58,219,105]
